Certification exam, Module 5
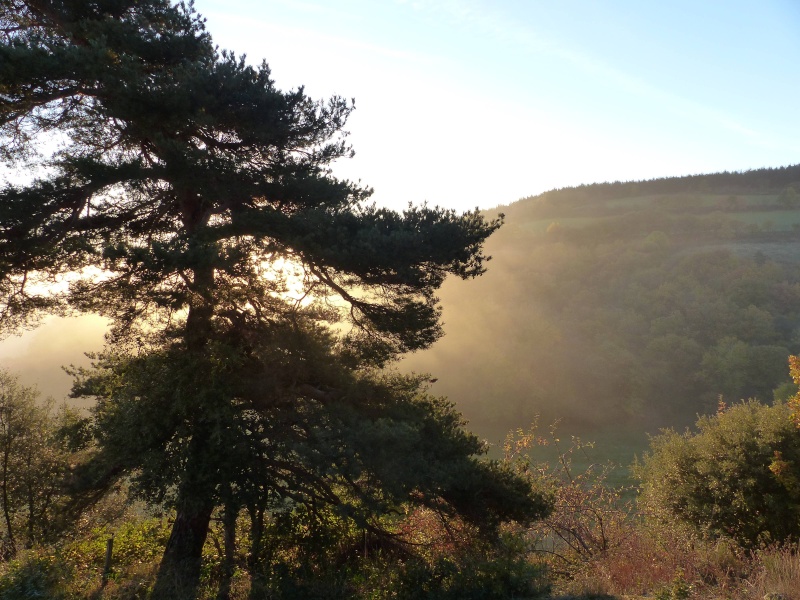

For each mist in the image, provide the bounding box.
[3,168,800,453]
[402,167,800,444]
[0,316,108,405]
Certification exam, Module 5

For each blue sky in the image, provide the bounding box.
[198,0,800,212]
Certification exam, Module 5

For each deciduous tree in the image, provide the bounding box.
[0,369,79,558]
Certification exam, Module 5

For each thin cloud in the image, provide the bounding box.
[410,1,773,145]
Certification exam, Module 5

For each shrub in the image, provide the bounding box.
[507,423,633,575]
[391,548,549,600]
[62,517,171,578]
[0,553,72,600]
[244,501,549,600]
[634,399,800,548]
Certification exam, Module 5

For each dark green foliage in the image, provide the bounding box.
[392,550,548,600]
[70,326,549,541]
[633,400,800,548]
[243,502,549,600]
[0,0,500,350]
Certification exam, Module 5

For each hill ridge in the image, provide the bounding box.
[494,163,800,215]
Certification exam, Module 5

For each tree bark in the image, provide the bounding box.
[0,438,15,559]
[151,379,216,598]
[152,500,214,600]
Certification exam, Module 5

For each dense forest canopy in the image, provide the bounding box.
[508,164,800,215]
[403,165,800,434]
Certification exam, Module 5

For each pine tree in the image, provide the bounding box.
[1,1,547,594]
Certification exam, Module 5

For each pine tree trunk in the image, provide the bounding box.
[152,500,214,600]
[153,251,217,599]
[151,395,215,598]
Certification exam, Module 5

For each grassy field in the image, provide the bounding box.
[730,209,800,231]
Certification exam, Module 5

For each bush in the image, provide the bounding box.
[243,500,549,600]
[0,553,72,600]
[634,399,800,548]
[62,517,171,578]
[392,549,548,600]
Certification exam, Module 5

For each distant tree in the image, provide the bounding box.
[545,221,563,235]
[722,195,741,210]
[786,355,800,428]
[701,338,791,402]
[642,230,670,251]
[0,1,544,595]
[778,185,799,208]
[0,369,79,558]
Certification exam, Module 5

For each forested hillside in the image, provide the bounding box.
[402,165,800,434]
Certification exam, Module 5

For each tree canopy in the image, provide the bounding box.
[0,0,495,353]
[0,1,545,596]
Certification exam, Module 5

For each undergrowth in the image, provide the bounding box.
[2,424,800,599]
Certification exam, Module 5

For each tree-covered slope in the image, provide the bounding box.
[402,165,800,434]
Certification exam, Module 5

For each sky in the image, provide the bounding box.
[2,0,800,399]
[196,0,800,213]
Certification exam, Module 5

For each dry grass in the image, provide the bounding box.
[545,528,800,600]
[749,545,800,600]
